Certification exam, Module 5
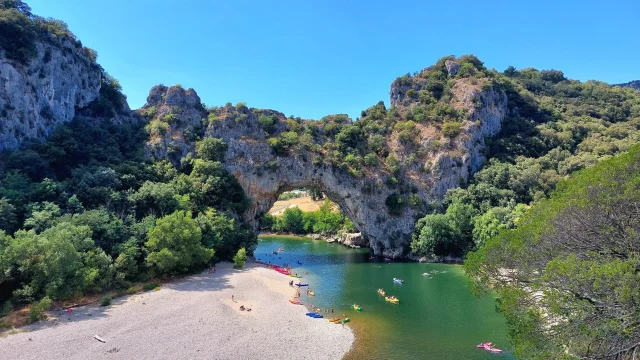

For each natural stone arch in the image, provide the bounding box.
[142,77,508,258]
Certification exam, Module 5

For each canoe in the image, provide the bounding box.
[308,291,315,296]
[289,299,303,305]
[385,296,399,303]
[335,317,351,324]
[306,313,323,318]
[328,317,341,322]
[295,283,309,287]
[476,343,492,348]
[377,289,386,296]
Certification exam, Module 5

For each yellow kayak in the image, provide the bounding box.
[353,304,362,311]
[328,317,341,322]
[308,291,315,296]
[377,289,386,296]
[385,296,399,303]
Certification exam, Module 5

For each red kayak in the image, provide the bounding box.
[476,342,492,348]
[289,299,303,305]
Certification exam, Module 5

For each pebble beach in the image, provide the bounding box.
[0,263,354,360]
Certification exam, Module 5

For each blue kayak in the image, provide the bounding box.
[306,313,323,318]
[295,283,309,287]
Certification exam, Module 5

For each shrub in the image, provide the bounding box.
[0,301,13,317]
[442,122,462,138]
[28,297,52,323]
[100,295,112,307]
[385,193,406,216]
[195,138,228,161]
[364,153,378,167]
[258,114,278,133]
[233,247,247,269]
[143,282,160,291]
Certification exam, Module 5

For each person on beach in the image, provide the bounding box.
[232,295,235,302]
[213,265,216,272]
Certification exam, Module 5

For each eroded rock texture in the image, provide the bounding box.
[141,65,508,257]
[0,40,101,150]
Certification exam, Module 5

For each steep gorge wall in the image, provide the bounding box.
[0,39,102,150]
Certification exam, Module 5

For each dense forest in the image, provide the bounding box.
[410,60,640,259]
[0,1,255,318]
[465,144,640,359]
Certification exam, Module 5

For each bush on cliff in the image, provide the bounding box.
[465,144,640,359]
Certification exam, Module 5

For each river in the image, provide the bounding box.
[256,235,515,359]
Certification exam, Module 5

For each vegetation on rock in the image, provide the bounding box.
[465,144,640,359]
[0,89,255,313]
[411,61,640,259]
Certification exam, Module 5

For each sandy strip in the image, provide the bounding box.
[0,263,354,360]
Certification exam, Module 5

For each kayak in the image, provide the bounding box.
[353,304,362,311]
[385,296,399,303]
[308,291,315,296]
[289,275,302,278]
[295,283,309,287]
[377,289,386,296]
[393,278,404,284]
[306,313,323,318]
[289,299,303,305]
[336,317,351,323]
[328,317,341,322]
[478,343,502,353]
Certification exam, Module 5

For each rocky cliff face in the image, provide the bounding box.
[142,61,508,257]
[615,80,640,91]
[0,40,102,150]
[141,84,206,162]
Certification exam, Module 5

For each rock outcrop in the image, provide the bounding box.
[338,232,366,247]
[0,40,102,150]
[142,84,206,162]
[615,80,640,91]
[142,62,508,258]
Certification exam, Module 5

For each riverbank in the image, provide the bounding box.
[0,262,354,360]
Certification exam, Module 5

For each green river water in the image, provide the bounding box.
[256,235,515,360]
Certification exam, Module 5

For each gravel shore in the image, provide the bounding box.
[0,263,354,360]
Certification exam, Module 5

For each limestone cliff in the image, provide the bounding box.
[0,40,102,150]
[142,57,508,258]
[615,80,640,91]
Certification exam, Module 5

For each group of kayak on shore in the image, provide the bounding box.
[258,247,503,353]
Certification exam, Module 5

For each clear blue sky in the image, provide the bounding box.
[29,0,640,120]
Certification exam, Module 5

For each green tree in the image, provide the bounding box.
[24,201,60,233]
[410,214,454,256]
[1,223,111,302]
[129,181,180,217]
[465,145,640,359]
[0,198,18,234]
[233,247,247,269]
[195,138,228,161]
[145,211,214,275]
[280,207,305,234]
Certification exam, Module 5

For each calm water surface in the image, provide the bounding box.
[256,236,515,359]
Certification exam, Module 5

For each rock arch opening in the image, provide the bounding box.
[258,187,365,247]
